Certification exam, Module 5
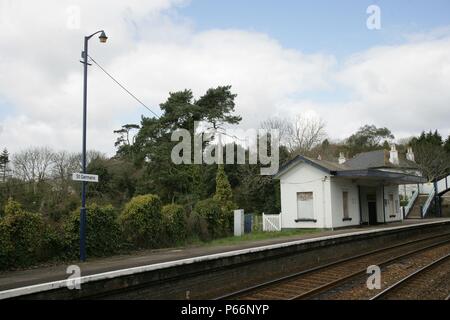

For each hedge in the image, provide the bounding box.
[161,204,187,245]
[63,204,121,258]
[119,194,163,248]
[192,198,224,239]
[0,199,48,269]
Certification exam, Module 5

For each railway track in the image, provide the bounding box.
[217,233,450,300]
[370,253,450,300]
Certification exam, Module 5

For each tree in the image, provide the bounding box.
[345,125,394,156]
[12,147,54,182]
[445,135,450,154]
[0,148,10,182]
[213,164,236,232]
[51,151,79,194]
[214,165,233,204]
[114,124,140,160]
[260,114,326,154]
[289,114,326,154]
[410,130,450,181]
[260,117,294,148]
[130,86,241,203]
[412,142,450,181]
[410,130,443,147]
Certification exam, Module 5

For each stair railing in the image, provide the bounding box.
[403,190,418,218]
[421,189,435,218]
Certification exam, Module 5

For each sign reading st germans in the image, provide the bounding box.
[72,173,99,183]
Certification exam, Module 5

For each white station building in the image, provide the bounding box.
[274,146,426,229]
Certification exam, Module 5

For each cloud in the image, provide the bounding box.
[331,36,450,139]
[0,0,334,155]
[0,1,449,157]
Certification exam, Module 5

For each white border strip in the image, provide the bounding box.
[1,219,449,299]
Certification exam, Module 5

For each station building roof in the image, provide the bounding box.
[274,149,426,184]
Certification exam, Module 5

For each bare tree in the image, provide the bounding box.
[260,117,292,147]
[12,147,54,182]
[289,115,326,153]
[52,152,80,179]
[413,143,450,181]
[261,114,326,154]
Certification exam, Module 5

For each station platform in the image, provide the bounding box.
[1,218,450,299]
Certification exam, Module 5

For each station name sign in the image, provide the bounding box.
[72,173,99,183]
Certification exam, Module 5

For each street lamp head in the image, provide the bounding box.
[99,31,108,43]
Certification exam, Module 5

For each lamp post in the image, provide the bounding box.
[80,30,108,262]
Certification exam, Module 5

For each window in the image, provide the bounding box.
[342,191,349,219]
[297,192,314,220]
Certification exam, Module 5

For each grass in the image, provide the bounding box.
[198,229,321,247]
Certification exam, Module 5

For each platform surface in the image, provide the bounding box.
[1,218,449,293]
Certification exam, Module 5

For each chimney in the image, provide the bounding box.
[389,144,399,165]
[338,152,346,164]
[406,146,415,162]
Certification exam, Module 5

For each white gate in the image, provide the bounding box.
[262,213,282,232]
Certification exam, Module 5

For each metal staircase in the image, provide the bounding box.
[403,174,450,219]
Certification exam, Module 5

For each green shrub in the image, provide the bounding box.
[213,165,236,234]
[186,211,210,242]
[192,198,224,239]
[4,198,24,216]
[0,221,13,268]
[63,204,121,258]
[161,204,187,245]
[119,194,163,248]
[0,210,47,268]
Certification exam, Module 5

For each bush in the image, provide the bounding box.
[4,198,24,216]
[192,198,224,239]
[161,204,187,245]
[63,204,121,258]
[186,211,210,242]
[214,165,236,234]
[119,194,163,248]
[0,221,13,268]
[0,209,47,268]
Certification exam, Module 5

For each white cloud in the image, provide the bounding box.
[0,0,449,156]
[332,36,450,139]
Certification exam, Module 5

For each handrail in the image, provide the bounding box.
[403,190,419,218]
[401,173,449,219]
[421,189,435,218]
[436,174,449,194]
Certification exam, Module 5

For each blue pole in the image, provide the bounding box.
[80,36,88,262]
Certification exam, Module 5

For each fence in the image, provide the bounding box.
[262,213,282,232]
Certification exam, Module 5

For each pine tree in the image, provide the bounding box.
[214,164,233,204]
[214,164,237,233]
[0,148,10,182]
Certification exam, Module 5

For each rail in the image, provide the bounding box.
[216,232,450,300]
[403,190,418,218]
[370,252,450,300]
[421,189,435,218]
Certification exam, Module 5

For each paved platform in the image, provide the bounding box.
[1,218,449,294]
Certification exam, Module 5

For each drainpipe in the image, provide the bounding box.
[358,185,363,225]
[382,184,386,224]
[322,177,326,229]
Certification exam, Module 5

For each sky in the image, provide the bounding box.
[0,0,450,155]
